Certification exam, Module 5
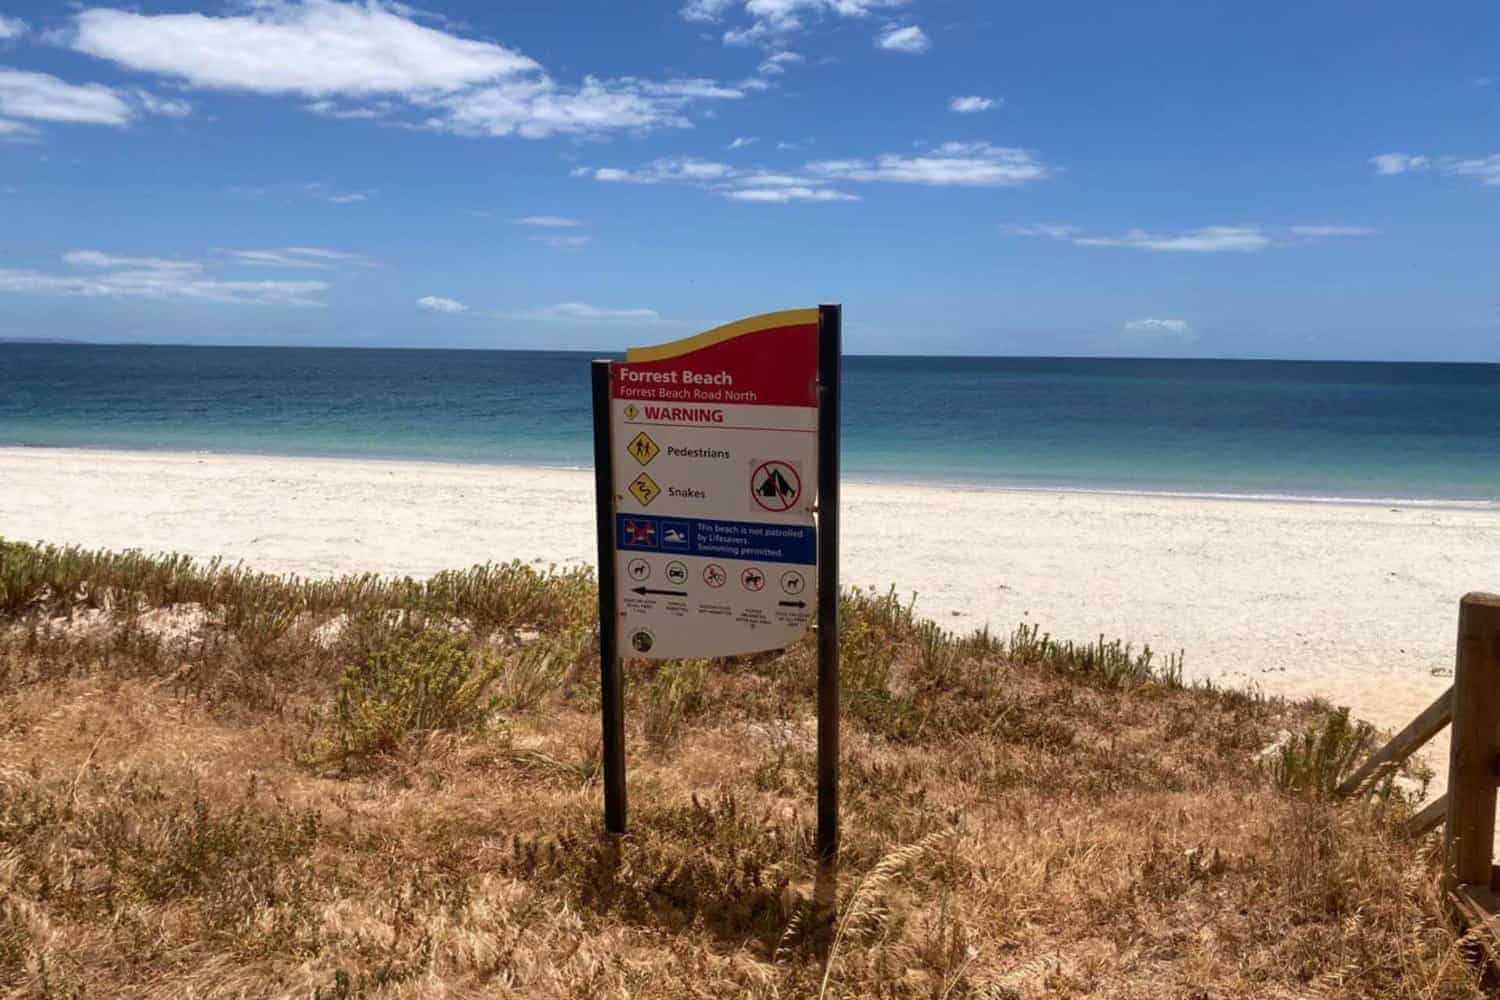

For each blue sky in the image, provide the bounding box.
[0,1,1495,359]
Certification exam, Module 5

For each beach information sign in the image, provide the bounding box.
[591,305,842,859]
[607,309,820,660]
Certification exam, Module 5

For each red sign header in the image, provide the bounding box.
[611,310,819,408]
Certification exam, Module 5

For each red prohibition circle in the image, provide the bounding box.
[750,460,802,513]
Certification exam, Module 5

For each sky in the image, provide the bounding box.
[0,1,1495,360]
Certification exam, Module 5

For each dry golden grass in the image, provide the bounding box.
[0,540,1485,998]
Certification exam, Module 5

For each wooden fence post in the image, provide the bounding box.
[1444,593,1500,890]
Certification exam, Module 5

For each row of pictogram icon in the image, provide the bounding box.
[626,558,806,596]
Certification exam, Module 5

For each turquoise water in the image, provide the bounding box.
[4,344,1500,502]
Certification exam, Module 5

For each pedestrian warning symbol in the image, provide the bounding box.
[751,461,802,513]
[628,431,660,466]
[629,472,662,506]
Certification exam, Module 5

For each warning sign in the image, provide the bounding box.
[609,309,820,659]
[628,472,661,507]
[628,431,660,466]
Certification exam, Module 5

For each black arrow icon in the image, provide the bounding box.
[633,586,688,597]
[778,600,807,608]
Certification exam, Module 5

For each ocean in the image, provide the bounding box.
[4,344,1500,503]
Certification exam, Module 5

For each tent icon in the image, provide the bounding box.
[751,461,801,512]
[758,469,795,502]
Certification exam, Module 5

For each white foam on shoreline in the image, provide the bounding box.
[6,440,1493,510]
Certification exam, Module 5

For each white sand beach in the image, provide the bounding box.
[3,446,1495,744]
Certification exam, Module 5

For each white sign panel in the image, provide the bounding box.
[610,309,820,659]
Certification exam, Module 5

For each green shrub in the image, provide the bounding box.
[643,658,710,748]
[1003,622,1184,690]
[495,632,580,712]
[322,628,504,767]
[1270,707,1382,799]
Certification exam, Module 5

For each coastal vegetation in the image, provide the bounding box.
[0,538,1478,998]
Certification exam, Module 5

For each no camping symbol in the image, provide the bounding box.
[751,460,802,513]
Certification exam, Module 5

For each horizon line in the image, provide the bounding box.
[4,339,1500,366]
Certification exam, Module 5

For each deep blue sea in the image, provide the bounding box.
[4,344,1500,503]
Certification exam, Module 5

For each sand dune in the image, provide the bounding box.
[4,446,1495,744]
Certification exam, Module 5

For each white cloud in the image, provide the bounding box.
[1078,226,1268,252]
[1370,151,1500,187]
[0,118,40,142]
[0,69,196,136]
[587,141,1052,202]
[728,135,758,149]
[590,158,738,183]
[534,234,591,249]
[0,68,134,126]
[514,302,669,324]
[1287,225,1379,238]
[306,99,393,119]
[1007,223,1079,240]
[688,0,911,47]
[1123,318,1195,343]
[807,142,1048,186]
[877,24,930,53]
[417,295,468,314]
[638,78,746,100]
[1371,152,1430,176]
[427,75,741,139]
[223,247,372,269]
[682,0,738,22]
[757,51,802,75]
[302,182,373,204]
[68,2,745,140]
[1448,154,1500,186]
[71,2,537,98]
[584,157,857,203]
[0,250,329,306]
[0,16,27,41]
[724,184,857,202]
[516,215,582,227]
[1011,223,1374,252]
[133,89,192,118]
[64,250,200,271]
[948,95,996,113]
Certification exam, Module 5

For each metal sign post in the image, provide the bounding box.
[591,359,627,834]
[816,304,841,866]
[591,306,841,861]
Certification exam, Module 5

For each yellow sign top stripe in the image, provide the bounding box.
[624,308,818,364]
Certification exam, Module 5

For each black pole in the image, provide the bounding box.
[591,359,627,834]
[816,304,842,866]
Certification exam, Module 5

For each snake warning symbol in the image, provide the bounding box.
[751,461,802,513]
[629,472,662,507]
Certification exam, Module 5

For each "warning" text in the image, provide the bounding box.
[643,406,725,424]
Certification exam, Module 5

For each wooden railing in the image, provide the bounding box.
[1336,684,1453,831]
[1338,593,1500,946]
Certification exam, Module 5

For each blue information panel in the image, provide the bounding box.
[616,514,816,566]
